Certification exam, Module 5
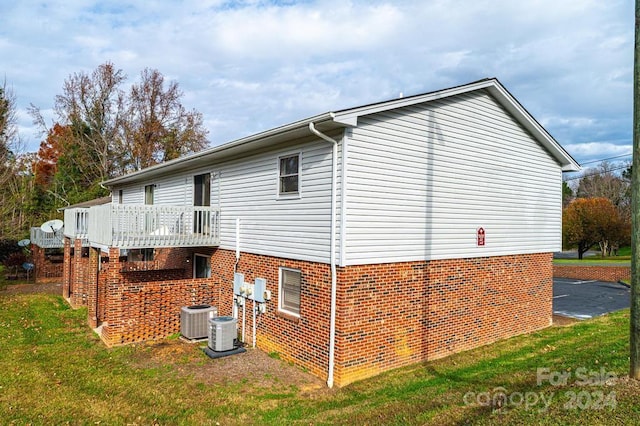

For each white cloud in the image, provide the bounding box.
[0,0,634,164]
[564,141,632,164]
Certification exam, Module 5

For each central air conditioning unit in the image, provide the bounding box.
[208,316,237,352]
[180,304,217,340]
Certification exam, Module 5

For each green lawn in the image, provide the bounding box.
[554,258,630,265]
[553,247,631,265]
[0,292,637,425]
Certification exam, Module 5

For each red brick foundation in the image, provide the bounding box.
[97,247,218,345]
[553,264,630,282]
[334,253,552,385]
[31,245,63,283]
[231,251,332,381]
[65,241,553,387]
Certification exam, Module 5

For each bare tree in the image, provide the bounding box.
[25,62,210,207]
[0,81,30,239]
[0,81,22,186]
[576,160,631,218]
[121,68,208,172]
[53,62,126,182]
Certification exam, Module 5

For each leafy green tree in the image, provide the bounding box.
[0,82,19,187]
[0,82,31,239]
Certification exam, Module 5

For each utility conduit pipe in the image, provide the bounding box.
[233,218,240,322]
[242,299,246,343]
[308,122,338,388]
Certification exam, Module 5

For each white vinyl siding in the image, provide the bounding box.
[113,175,197,208]
[152,175,190,206]
[109,139,336,264]
[344,90,562,265]
[217,140,334,263]
[112,184,144,204]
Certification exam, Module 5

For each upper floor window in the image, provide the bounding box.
[278,154,300,196]
[144,184,154,205]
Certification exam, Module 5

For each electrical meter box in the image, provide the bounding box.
[253,278,266,302]
[233,272,244,296]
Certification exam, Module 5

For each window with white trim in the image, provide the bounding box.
[278,154,300,195]
[279,267,301,317]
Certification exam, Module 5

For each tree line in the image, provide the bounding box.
[0,62,209,241]
[563,161,632,259]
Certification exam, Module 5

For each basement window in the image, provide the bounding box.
[127,248,154,262]
[194,254,211,278]
[279,267,301,317]
[278,153,300,196]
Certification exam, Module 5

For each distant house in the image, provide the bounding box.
[60,78,579,387]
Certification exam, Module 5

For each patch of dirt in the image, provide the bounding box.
[0,281,62,295]
[614,375,640,397]
[129,338,333,396]
[553,314,579,326]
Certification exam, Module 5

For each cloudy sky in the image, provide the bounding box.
[1,0,634,168]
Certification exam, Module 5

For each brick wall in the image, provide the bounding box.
[215,250,551,386]
[229,251,332,381]
[77,245,552,388]
[553,264,630,282]
[100,247,221,345]
[68,239,91,308]
[31,245,64,283]
[334,253,553,386]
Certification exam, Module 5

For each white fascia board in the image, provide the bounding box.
[103,112,336,188]
[332,79,498,126]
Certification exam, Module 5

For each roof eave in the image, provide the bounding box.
[102,112,337,187]
[484,83,581,172]
[333,77,580,172]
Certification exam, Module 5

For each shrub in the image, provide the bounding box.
[3,252,27,268]
[0,239,21,264]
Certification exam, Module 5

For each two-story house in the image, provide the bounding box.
[61,78,579,387]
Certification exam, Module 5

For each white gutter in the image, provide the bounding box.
[103,112,335,187]
[308,122,338,388]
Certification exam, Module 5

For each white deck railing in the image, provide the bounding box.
[30,227,64,249]
[63,208,90,245]
[87,204,220,249]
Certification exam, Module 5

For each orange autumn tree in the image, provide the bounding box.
[33,123,67,187]
[563,197,630,259]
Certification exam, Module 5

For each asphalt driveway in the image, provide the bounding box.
[553,278,630,319]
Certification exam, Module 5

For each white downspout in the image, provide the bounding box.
[252,298,257,349]
[309,122,338,388]
[233,218,240,321]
